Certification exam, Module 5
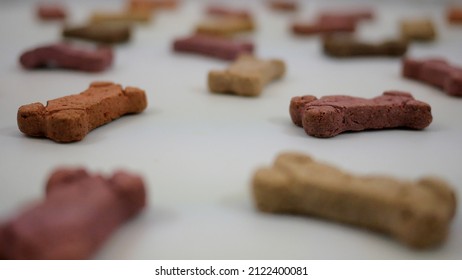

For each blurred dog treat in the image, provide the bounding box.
[208,55,285,97]
[400,18,436,41]
[63,23,131,44]
[252,152,456,249]
[173,34,254,60]
[290,91,432,138]
[206,5,252,20]
[128,0,178,11]
[90,10,151,24]
[19,43,113,72]
[37,3,67,20]
[196,17,254,37]
[323,34,408,57]
[292,17,356,35]
[17,82,147,143]
[447,6,462,24]
[0,168,146,259]
[402,58,462,97]
[318,8,374,24]
[269,0,298,12]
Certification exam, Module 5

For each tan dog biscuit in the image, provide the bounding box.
[400,18,436,41]
[90,10,151,24]
[323,34,408,57]
[63,23,131,44]
[196,17,254,37]
[128,0,178,11]
[252,152,457,249]
[17,82,147,143]
[208,55,286,97]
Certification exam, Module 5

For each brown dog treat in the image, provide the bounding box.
[269,0,298,12]
[128,0,178,11]
[208,55,286,97]
[400,18,436,42]
[292,18,356,35]
[90,10,151,24]
[323,34,408,57]
[402,58,462,97]
[318,8,374,24]
[0,168,146,259]
[173,34,254,61]
[17,82,147,143]
[290,91,432,138]
[252,152,456,249]
[196,17,254,37]
[447,6,462,24]
[63,23,131,44]
[19,43,113,72]
[206,5,252,20]
[37,4,67,20]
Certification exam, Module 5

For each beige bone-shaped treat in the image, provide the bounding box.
[252,152,457,249]
[400,18,436,42]
[208,55,286,97]
[17,82,147,143]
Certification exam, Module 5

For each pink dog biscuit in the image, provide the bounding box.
[17,82,147,143]
[37,4,67,20]
[173,34,254,60]
[290,91,432,138]
[269,0,298,12]
[19,43,113,72]
[208,55,286,97]
[318,8,374,24]
[206,5,252,20]
[402,58,462,97]
[292,18,356,35]
[253,152,456,249]
[0,168,146,259]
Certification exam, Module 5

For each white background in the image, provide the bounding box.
[0,0,461,259]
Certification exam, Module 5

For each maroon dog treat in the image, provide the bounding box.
[269,0,298,12]
[402,58,462,97]
[0,168,146,260]
[173,34,253,60]
[292,17,356,35]
[290,91,432,138]
[19,43,113,72]
[37,3,67,20]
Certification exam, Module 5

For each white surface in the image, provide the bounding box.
[0,0,462,259]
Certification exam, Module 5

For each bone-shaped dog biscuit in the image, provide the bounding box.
[323,34,408,57]
[402,58,462,97]
[208,55,286,96]
[0,168,146,259]
[400,18,436,42]
[252,152,457,249]
[17,82,147,143]
[290,91,432,138]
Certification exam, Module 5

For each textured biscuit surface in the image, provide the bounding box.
[402,58,462,97]
[63,23,131,44]
[290,91,432,138]
[400,18,436,41]
[17,82,147,143]
[0,168,146,260]
[19,43,113,72]
[208,55,286,97]
[323,34,408,57]
[173,34,253,60]
[252,152,457,249]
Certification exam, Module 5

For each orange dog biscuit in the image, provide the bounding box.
[17,82,147,143]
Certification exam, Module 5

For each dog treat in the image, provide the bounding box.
[37,3,67,20]
[19,43,113,72]
[290,91,432,138]
[128,0,178,11]
[323,34,408,57]
[400,18,436,41]
[206,5,252,20]
[90,10,151,24]
[0,168,146,259]
[447,6,462,24]
[252,152,456,249]
[208,55,285,97]
[63,23,131,44]
[196,17,254,37]
[269,0,298,12]
[318,8,374,24]
[17,82,147,143]
[292,18,356,35]
[173,34,253,60]
[402,58,462,97]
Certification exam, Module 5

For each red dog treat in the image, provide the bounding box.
[269,0,298,12]
[0,168,146,260]
[19,43,113,72]
[17,82,147,143]
[402,58,462,97]
[173,34,253,60]
[292,17,356,35]
[37,3,67,20]
[318,8,374,24]
[290,91,432,138]
[447,6,462,24]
